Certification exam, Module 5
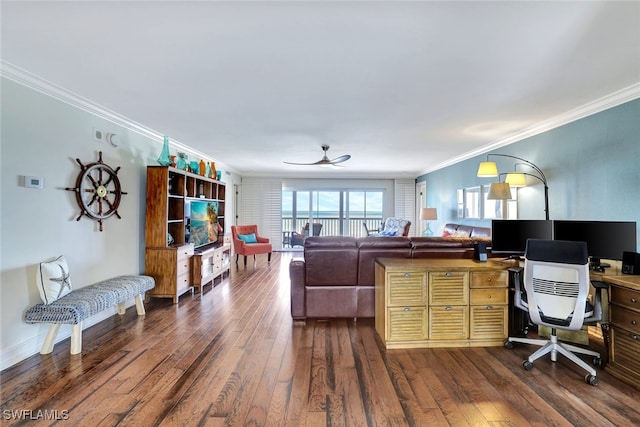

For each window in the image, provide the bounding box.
[464,187,481,219]
[458,185,518,219]
[283,190,383,237]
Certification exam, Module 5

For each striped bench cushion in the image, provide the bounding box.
[24,275,155,325]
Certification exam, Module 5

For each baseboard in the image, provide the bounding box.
[0,301,136,371]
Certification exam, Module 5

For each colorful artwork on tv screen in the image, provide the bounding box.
[189,201,219,247]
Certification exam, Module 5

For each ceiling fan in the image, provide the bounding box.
[284,144,351,166]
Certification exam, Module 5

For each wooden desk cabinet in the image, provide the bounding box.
[375,258,509,349]
[603,275,640,388]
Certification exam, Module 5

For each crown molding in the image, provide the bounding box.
[0,60,215,163]
[422,81,640,175]
[3,60,638,176]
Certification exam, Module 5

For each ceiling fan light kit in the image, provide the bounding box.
[284,144,351,166]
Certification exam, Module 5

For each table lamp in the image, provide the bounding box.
[420,207,437,236]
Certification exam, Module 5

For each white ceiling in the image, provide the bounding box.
[2,1,639,179]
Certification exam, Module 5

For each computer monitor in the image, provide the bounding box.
[491,220,554,259]
[553,220,637,270]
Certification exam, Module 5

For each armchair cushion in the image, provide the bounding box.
[237,233,258,244]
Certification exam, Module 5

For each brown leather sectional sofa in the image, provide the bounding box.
[289,223,492,320]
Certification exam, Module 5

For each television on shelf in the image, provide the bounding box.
[491,220,553,259]
[553,220,637,270]
[185,200,221,248]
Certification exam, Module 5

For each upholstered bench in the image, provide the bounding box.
[24,275,155,355]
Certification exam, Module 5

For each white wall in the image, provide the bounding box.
[0,78,227,370]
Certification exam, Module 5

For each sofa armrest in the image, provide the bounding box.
[289,259,307,320]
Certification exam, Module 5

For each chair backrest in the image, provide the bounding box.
[311,223,323,236]
[231,225,259,250]
[523,239,591,331]
[380,217,411,237]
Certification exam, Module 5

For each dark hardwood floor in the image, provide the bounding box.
[2,252,639,426]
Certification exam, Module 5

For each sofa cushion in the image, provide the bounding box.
[357,237,412,286]
[455,225,474,237]
[304,237,358,286]
[357,236,412,249]
[411,237,476,248]
[470,227,492,238]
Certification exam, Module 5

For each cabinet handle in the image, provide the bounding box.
[487,294,492,299]
[487,278,493,282]
[445,306,452,311]
[403,307,410,311]
[632,320,637,326]
[404,273,411,277]
[486,305,493,310]
[445,272,452,277]
[632,298,637,303]
[631,334,639,341]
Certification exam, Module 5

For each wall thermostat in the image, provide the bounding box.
[24,176,44,189]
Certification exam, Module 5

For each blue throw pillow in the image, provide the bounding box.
[237,233,258,244]
[379,230,397,236]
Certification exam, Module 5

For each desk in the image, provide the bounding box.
[602,274,640,388]
[375,258,510,349]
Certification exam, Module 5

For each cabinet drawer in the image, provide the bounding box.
[387,306,427,341]
[610,287,640,312]
[177,257,191,277]
[388,273,427,306]
[611,327,640,369]
[176,272,190,292]
[177,244,194,259]
[429,271,468,305]
[470,271,507,288]
[429,306,468,340]
[610,305,640,335]
[470,306,507,339]
[470,288,507,306]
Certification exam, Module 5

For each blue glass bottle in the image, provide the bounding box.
[157,136,171,166]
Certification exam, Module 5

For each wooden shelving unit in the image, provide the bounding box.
[145,166,227,303]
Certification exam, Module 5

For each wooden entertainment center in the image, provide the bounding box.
[145,166,230,303]
[375,258,510,349]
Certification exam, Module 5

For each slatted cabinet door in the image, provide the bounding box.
[428,271,469,342]
[385,271,428,343]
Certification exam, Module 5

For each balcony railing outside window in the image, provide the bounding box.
[283,217,383,238]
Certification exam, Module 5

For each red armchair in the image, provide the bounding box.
[231,225,272,267]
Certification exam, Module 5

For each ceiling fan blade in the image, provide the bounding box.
[329,154,351,164]
[283,161,319,165]
[284,145,351,166]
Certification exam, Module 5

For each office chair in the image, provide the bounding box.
[504,239,604,386]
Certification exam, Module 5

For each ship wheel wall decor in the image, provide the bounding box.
[65,151,127,231]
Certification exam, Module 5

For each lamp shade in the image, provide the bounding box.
[487,182,512,200]
[477,161,499,177]
[420,207,437,220]
[505,172,526,187]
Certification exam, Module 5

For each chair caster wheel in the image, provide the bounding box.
[593,357,602,368]
[504,339,513,349]
[523,361,534,371]
[585,374,599,386]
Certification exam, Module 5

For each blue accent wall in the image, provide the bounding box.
[417,98,640,250]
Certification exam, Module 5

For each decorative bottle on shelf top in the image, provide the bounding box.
[210,162,217,180]
[157,135,171,166]
[189,161,199,174]
[199,159,206,176]
[176,152,188,170]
